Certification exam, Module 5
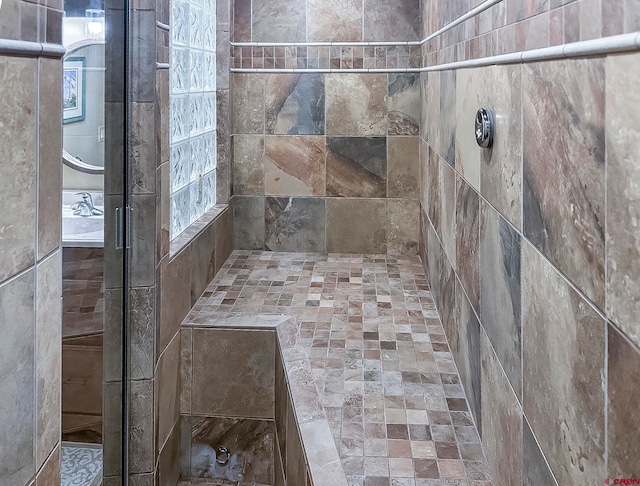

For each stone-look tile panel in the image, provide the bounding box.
[129,379,155,474]
[326,137,387,198]
[419,138,428,211]
[307,0,362,41]
[131,102,157,194]
[214,207,234,274]
[326,74,387,136]
[0,270,35,485]
[35,446,60,486]
[606,52,640,348]
[157,333,181,451]
[36,252,62,469]
[387,136,419,198]
[159,247,191,355]
[38,58,62,259]
[479,201,522,398]
[192,329,275,418]
[452,280,481,434]
[480,329,522,485]
[265,136,325,196]
[363,0,420,41]
[180,329,193,414]
[130,194,156,286]
[456,176,479,312]
[275,346,287,473]
[233,195,266,250]
[515,12,550,51]
[232,74,264,134]
[216,90,232,204]
[158,426,181,486]
[265,74,325,135]
[232,135,264,195]
[0,56,36,282]
[326,198,387,254]
[190,223,216,306]
[427,146,440,235]
[233,0,251,42]
[265,197,326,252]
[455,67,481,191]
[523,419,558,486]
[607,325,640,477]
[388,74,420,135]
[522,241,605,484]
[439,159,456,269]
[285,402,306,485]
[252,0,306,42]
[438,70,457,167]
[129,287,154,381]
[481,65,522,229]
[523,59,605,310]
[387,199,419,255]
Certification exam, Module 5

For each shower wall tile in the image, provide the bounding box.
[129,379,155,474]
[454,67,481,191]
[387,198,419,255]
[479,201,521,398]
[608,325,640,477]
[325,74,388,136]
[131,194,157,287]
[265,197,326,252]
[523,58,605,310]
[180,329,193,414]
[387,136,419,198]
[157,332,181,452]
[264,74,325,135]
[251,0,306,42]
[0,56,36,283]
[427,146,441,235]
[157,423,181,486]
[605,52,640,348]
[233,195,266,250]
[522,241,605,485]
[233,0,251,41]
[232,135,264,195]
[455,177,479,312]
[480,329,522,485]
[214,206,234,273]
[217,90,232,204]
[129,287,155,381]
[438,70,457,167]
[0,269,35,486]
[159,247,191,355]
[265,136,325,196]
[35,445,59,486]
[232,74,264,134]
[326,198,387,253]
[307,0,362,42]
[363,0,420,41]
[189,222,217,305]
[191,328,275,418]
[388,73,420,136]
[326,136,387,198]
[131,102,157,194]
[439,159,456,269]
[523,420,558,486]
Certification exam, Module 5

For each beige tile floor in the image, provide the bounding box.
[189,251,492,486]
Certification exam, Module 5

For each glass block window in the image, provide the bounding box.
[170,0,217,239]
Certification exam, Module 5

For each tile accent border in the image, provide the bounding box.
[0,39,65,58]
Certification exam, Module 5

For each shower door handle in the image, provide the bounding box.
[115,206,133,249]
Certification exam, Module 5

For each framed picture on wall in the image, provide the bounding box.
[63,57,86,124]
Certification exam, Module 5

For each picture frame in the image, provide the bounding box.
[63,57,86,124]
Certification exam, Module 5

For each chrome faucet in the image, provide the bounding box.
[71,192,104,217]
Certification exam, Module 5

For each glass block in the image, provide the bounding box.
[189,6,203,49]
[170,47,190,94]
[171,186,190,238]
[190,135,205,182]
[170,95,189,143]
[203,131,217,171]
[203,93,216,131]
[190,50,204,91]
[171,0,189,46]
[203,52,217,91]
[190,0,203,9]
[189,93,204,136]
[203,12,216,52]
[189,179,205,224]
[170,140,191,191]
[203,0,214,13]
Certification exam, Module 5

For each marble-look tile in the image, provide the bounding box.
[607,325,640,477]
[285,396,306,486]
[38,58,62,259]
[480,329,522,485]
[0,270,35,485]
[523,58,605,310]
[159,246,191,354]
[214,207,234,274]
[232,74,264,134]
[307,0,362,41]
[0,56,36,282]
[326,137,387,198]
[326,198,387,253]
[129,379,155,473]
[191,417,275,484]
[36,252,62,469]
[454,67,482,191]
[515,12,550,51]
[232,135,264,195]
[233,0,251,41]
[217,35,230,90]
[157,333,181,450]
[427,146,440,234]
[606,52,640,348]
[479,201,521,397]
[233,196,265,250]
[158,422,181,486]
[265,136,325,196]
[387,136,419,198]
[523,419,558,486]
[265,74,325,135]
[439,160,456,269]
[129,287,154,381]
[452,280,481,434]
[363,0,420,41]
[522,240,605,484]
[275,346,287,472]
[456,177,479,312]
[190,222,216,305]
[265,197,326,252]
[419,138,428,211]
[438,70,457,167]
[326,74,387,136]
[130,194,156,287]
[181,329,193,414]
[217,90,232,204]
[252,0,306,42]
[387,199,419,256]
[131,102,157,194]
[481,65,522,229]
[388,74,420,136]
[192,329,275,418]
[35,446,60,486]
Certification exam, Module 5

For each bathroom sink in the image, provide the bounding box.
[62,207,104,247]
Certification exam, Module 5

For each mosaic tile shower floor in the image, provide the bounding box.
[191,251,492,486]
[61,442,102,486]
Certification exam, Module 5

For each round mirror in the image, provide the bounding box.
[62,39,105,174]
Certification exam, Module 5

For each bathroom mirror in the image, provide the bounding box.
[62,39,105,174]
